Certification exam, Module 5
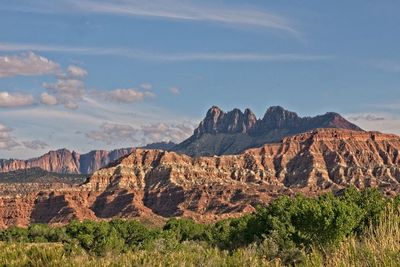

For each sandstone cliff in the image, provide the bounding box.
[0,128,398,227]
[0,148,135,174]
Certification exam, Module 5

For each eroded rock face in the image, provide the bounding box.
[173,106,363,156]
[0,148,135,174]
[193,106,258,137]
[0,129,399,227]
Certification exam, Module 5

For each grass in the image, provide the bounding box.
[0,198,398,266]
[304,204,400,267]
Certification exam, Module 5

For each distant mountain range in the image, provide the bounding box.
[0,142,179,175]
[1,128,399,227]
[0,105,399,228]
[173,106,362,156]
[0,106,362,175]
[0,148,135,175]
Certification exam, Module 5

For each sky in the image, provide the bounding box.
[0,0,400,159]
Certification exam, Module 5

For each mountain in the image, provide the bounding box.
[173,106,363,156]
[0,106,361,175]
[0,128,399,227]
[0,148,135,174]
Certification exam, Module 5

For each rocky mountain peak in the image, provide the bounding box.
[206,106,224,118]
[311,112,363,131]
[194,106,257,137]
[261,106,301,129]
[174,105,363,156]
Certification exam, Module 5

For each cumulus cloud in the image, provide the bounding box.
[0,92,34,107]
[0,52,59,78]
[98,88,156,103]
[85,122,138,144]
[169,87,180,95]
[85,121,193,145]
[40,92,58,105]
[140,122,193,144]
[0,123,19,150]
[66,65,87,78]
[42,64,87,109]
[22,140,49,150]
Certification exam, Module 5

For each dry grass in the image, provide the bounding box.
[0,206,398,266]
[304,204,400,267]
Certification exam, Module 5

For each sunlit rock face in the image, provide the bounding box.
[1,128,399,228]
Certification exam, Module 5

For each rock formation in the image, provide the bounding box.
[173,106,363,156]
[0,148,135,174]
[0,128,399,228]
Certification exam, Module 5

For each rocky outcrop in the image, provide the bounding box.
[173,106,362,156]
[193,106,258,136]
[0,129,398,227]
[0,148,135,174]
[140,141,177,150]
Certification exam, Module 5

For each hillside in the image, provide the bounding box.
[0,128,398,227]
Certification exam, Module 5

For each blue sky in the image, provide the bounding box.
[0,0,399,159]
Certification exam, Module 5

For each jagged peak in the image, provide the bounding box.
[206,105,224,116]
[262,106,299,120]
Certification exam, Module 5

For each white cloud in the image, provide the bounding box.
[346,112,400,135]
[42,64,87,109]
[169,87,180,95]
[140,83,152,90]
[97,88,156,103]
[66,65,87,78]
[140,122,193,144]
[22,140,49,150]
[85,121,193,146]
[85,122,138,144]
[0,42,331,63]
[0,123,19,150]
[22,0,298,35]
[0,92,34,107]
[40,92,58,105]
[0,52,59,78]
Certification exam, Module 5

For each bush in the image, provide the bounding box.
[163,218,206,242]
[0,188,396,264]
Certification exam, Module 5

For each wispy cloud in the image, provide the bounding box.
[74,0,297,34]
[373,60,400,73]
[346,112,400,135]
[0,42,330,62]
[94,88,156,103]
[0,123,19,150]
[86,121,193,145]
[348,114,385,122]
[8,0,299,35]
[22,140,49,150]
[0,123,49,150]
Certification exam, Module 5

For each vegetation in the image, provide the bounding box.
[0,187,399,266]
